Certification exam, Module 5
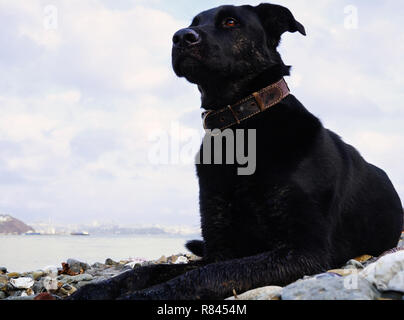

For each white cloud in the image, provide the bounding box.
[0,114,57,141]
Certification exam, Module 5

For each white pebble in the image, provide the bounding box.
[10,277,34,289]
[174,256,188,264]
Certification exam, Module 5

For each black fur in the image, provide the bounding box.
[69,3,403,300]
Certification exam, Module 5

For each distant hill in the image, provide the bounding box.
[0,214,35,235]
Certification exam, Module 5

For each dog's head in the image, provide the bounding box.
[172,3,305,86]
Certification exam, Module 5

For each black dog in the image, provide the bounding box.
[70,3,403,300]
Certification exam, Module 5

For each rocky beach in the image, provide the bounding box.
[1,233,403,301]
[0,253,200,300]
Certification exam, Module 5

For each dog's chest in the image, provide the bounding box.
[198,160,292,250]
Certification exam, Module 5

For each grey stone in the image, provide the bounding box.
[42,266,58,277]
[32,280,45,294]
[59,286,77,296]
[87,268,113,278]
[105,258,118,266]
[5,294,36,301]
[6,283,15,292]
[62,284,72,290]
[85,269,102,277]
[66,258,90,273]
[0,291,6,300]
[32,271,45,281]
[43,276,58,291]
[91,262,105,269]
[281,275,380,300]
[7,290,24,297]
[60,273,94,284]
[226,286,283,300]
[361,251,404,292]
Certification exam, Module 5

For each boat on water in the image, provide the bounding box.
[70,232,90,236]
[24,232,42,235]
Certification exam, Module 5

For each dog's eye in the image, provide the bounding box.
[223,18,238,28]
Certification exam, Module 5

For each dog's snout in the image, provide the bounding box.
[172,28,201,47]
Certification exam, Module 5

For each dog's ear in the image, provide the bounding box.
[254,3,306,47]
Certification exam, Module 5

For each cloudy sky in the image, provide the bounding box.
[0,0,403,226]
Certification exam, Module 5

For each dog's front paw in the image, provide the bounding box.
[67,270,134,300]
[117,291,152,300]
[67,280,116,300]
[117,284,174,300]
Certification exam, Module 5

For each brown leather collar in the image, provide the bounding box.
[202,78,290,131]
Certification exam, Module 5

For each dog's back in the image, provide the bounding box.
[326,130,403,263]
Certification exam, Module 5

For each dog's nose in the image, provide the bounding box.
[172,28,201,47]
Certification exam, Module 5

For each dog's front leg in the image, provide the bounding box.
[68,262,204,300]
[197,187,239,262]
[118,248,330,300]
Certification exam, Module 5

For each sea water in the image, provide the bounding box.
[0,234,193,272]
